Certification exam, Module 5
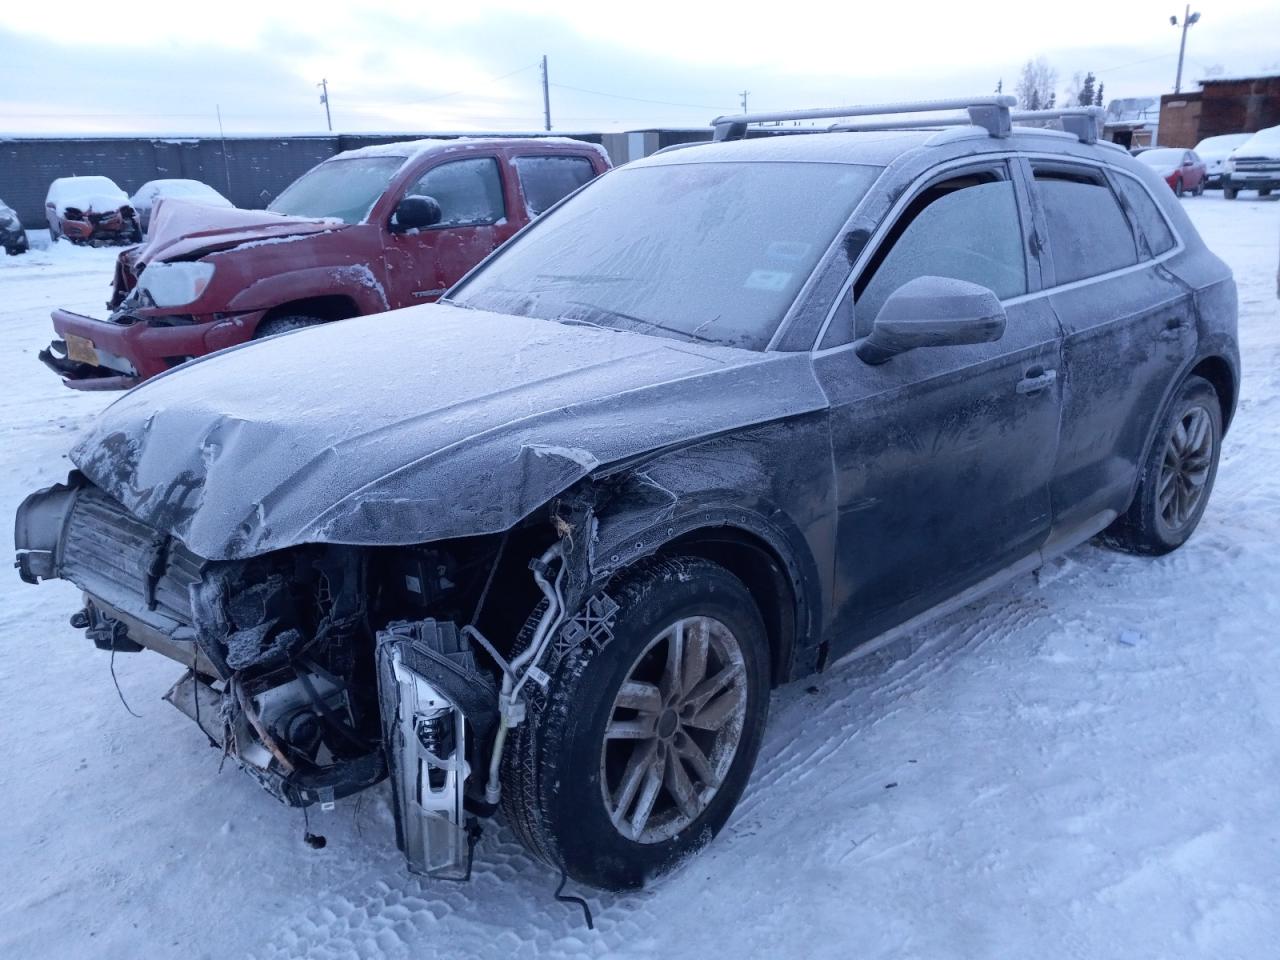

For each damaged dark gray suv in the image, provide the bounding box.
[14,97,1239,892]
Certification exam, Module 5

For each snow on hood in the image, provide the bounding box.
[46,176,128,212]
[71,304,824,560]
[135,199,343,266]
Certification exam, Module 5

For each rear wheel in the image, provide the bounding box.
[501,556,771,890]
[1099,375,1222,556]
[253,314,324,339]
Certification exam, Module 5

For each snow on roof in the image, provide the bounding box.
[333,135,608,164]
[131,179,232,208]
[1198,72,1280,85]
[45,175,128,211]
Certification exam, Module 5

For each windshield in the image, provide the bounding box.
[452,160,880,350]
[268,157,404,223]
[1138,148,1184,168]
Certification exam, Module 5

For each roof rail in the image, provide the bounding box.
[1009,106,1105,144]
[711,95,1016,141]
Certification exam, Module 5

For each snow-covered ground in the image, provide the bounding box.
[1,197,1278,960]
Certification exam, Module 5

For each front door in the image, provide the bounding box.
[382,156,518,307]
[815,161,1064,654]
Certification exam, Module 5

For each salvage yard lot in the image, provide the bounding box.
[1,196,1278,959]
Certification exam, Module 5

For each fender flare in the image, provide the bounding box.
[225,264,389,318]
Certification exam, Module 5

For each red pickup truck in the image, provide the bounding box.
[41,137,611,389]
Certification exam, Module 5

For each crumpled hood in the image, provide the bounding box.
[134,199,343,267]
[71,304,825,560]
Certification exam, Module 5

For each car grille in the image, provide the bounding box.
[1233,158,1280,173]
[61,486,203,625]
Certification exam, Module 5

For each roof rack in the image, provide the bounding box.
[712,96,1016,141]
[711,98,1107,146]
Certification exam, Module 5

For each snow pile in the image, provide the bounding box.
[0,197,1277,959]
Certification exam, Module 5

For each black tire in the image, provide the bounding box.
[1174,177,1184,198]
[1194,179,1205,197]
[1261,189,1273,198]
[253,314,324,339]
[501,556,771,891]
[1224,185,1238,200]
[1099,375,1222,556]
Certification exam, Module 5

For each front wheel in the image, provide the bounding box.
[1224,185,1238,200]
[1099,374,1222,556]
[253,314,324,339]
[501,556,771,890]
[1174,177,1185,197]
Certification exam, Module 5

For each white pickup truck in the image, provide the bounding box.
[1223,124,1280,199]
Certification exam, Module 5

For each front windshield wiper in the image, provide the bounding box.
[562,299,719,345]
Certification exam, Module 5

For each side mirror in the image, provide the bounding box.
[856,276,1006,365]
[391,195,442,232]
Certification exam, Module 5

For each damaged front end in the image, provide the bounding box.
[14,474,585,878]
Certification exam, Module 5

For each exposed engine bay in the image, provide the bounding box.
[16,476,604,879]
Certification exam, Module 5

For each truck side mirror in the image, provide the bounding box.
[391,195,443,232]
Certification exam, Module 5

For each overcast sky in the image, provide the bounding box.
[2,1,1278,135]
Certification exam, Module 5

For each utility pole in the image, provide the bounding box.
[216,104,232,195]
[1169,5,1201,94]
[318,78,333,131]
[541,55,551,131]
[740,90,750,114]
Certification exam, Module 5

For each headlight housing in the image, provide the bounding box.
[135,261,215,307]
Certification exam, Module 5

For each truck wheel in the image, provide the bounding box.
[1224,185,1238,200]
[1099,375,1222,556]
[501,556,771,891]
[1261,189,1273,198]
[253,314,323,339]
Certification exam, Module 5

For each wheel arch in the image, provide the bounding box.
[589,505,824,687]
[1187,354,1237,435]
[259,294,363,327]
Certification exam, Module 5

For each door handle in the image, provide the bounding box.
[1016,367,1057,395]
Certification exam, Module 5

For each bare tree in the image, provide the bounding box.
[1016,58,1058,111]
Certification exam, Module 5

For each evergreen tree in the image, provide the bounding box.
[1016,58,1057,111]
[1078,72,1097,107]
[1095,82,1105,108]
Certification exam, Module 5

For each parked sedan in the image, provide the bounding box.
[0,199,29,255]
[45,176,141,245]
[1137,147,1207,196]
[1194,133,1252,188]
[130,179,233,234]
[15,105,1238,893]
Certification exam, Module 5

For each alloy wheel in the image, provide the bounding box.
[600,615,748,844]
[1159,405,1214,530]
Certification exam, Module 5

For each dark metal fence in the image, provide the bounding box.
[0,132,606,227]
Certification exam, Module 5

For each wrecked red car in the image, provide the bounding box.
[40,138,610,389]
[45,176,142,246]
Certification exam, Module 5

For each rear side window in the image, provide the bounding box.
[1032,165,1138,284]
[1111,174,1176,258]
[515,156,597,216]
[855,170,1027,325]
[408,157,505,226]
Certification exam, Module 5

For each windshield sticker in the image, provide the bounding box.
[766,241,811,262]
[745,269,792,292]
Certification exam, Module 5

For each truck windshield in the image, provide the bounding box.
[451,159,880,350]
[268,157,404,223]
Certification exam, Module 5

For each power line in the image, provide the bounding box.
[547,80,726,112]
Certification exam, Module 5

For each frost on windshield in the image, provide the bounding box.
[453,161,880,350]
[268,157,404,223]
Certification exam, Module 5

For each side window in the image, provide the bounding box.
[407,157,505,226]
[1032,165,1138,284]
[514,156,597,216]
[853,170,1027,327]
[1111,173,1176,258]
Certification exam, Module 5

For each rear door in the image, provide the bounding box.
[815,159,1064,652]
[1026,159,1192,542]
[381,155,519,307]
[511,154,601,219]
